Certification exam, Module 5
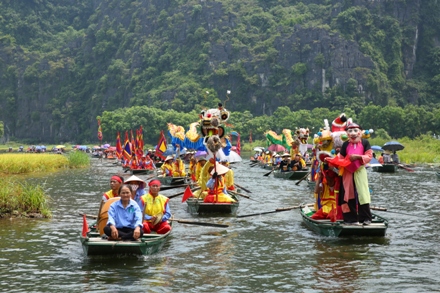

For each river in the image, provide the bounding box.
[0,156,439,292]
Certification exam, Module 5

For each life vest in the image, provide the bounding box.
[97,197,120,235]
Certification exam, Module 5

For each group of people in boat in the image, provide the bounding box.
[310,114,374,226]
[101,174,172,241]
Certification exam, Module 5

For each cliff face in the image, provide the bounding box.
[0,0,436,143]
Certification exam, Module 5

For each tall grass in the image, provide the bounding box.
[67,151,90,168]
[0,154,69,174]
[0,179,51,218]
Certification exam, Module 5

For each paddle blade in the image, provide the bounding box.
[263,170,273,176]
[182,186,193,203]
[82,214,89,237]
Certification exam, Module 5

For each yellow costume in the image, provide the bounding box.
[172,159,186,177]
[161,161,174,176]
[194,160,213,199]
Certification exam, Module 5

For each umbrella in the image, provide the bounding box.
[267,144,285,152]
[371,145,384,152]
[382,141,404,152]
[226,150,242,163]
[103,143,110,149]
[194,150,207,158]
[56,145,66,149]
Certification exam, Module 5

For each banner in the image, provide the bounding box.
[115,132,122,159]
[155,130,167,160]
[123,131,131,161]
[97,119,103,141]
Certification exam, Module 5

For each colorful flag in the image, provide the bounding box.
[97,119,103,141]
[155,130,167,160]
[236,132,241,155]
[82,214,89,237]
[182,186,194,203]
[115,132,122,159]
[137,126,144,158]
[123,131,132,161]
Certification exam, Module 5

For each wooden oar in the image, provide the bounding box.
[167,187,201,199]
[228,191,262,203]
[234,183,252,193]
[250,162,259,168]
[370,206,417,217]
[397,164,414,172]
[295,171,311,186]
[263,169,274,177]
[237,203,314,218]
[169,219,229,228]
[160,184,189,191]
[79,213,97,219]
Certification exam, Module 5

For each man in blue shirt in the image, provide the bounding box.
[104,184,143,241]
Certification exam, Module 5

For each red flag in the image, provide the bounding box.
[138,126,144,155]
[97,119,103,142]
[82,214,89,237]
[116,132,122,159]
[191,173,196,182]
[155,130,168,160]
[182,186,194,203]
[236,133,241,155]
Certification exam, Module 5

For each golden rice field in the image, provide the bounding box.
[0,154,69,174]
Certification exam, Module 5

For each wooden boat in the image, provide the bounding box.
[273,169,309,180]
[80,198,172,256]
[372,164,398,173]
[186,194,239,215]
[300,206,388,237]
[130,168,155,175]
[259,161,273,170]
[156,176,190,186]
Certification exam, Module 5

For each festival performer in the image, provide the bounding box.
[124,175,147,209]
[311,152,339,221]
[143,155,156,170]
[204,163,237,203]
[104,184,143,241]
[194,158,214,199]
[172,156,186,177]
[221,159,235,191]
[160,155,174,177]
[140,180,172,234]
[329,122,373,225]
[102,175,124,202]
[195,156,207,181]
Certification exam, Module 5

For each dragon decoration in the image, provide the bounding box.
[167,103,232,157]
[265,128,310,155]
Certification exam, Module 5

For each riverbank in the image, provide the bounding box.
[0,152,90,218]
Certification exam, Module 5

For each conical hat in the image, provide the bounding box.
[165,155,174,161]
[125,175,146,189]
[210,163,230,175]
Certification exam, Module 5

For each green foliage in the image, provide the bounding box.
[0,0,439,144]
[68,151,91,168]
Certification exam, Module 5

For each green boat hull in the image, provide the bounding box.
[156,176,190,186]
[300,207,388,237]
[80,226,172,256]
[372,164,398,173]
[273,169,309,180]
[186,194,239,215]
[130,169,155,175]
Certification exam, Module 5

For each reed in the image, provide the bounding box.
[67,151,90,168]
[0,154,69,174]
[0,179,51,218]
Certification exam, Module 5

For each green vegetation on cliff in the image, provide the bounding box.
[0,0,439,143]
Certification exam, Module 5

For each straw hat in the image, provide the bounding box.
[275,154,280,157]
[165,155,174,161]
[281,152,290,157]
[210,163,230,176]
[125,175,146,189]
[197,156,207,162]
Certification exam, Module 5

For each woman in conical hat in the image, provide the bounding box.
[160,155,174,177]
[125,175,147,208]
[203,163,236,203]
